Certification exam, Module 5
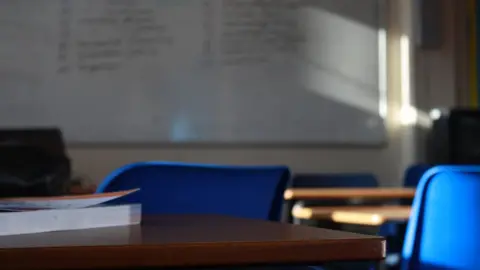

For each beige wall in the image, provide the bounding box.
[69,0,465,186]
[415,0,465,110]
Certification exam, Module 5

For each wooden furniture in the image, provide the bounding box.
[293,205,412,226]
[284,188,416,200]
[0,215,385,270]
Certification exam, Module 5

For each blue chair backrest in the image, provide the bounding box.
[292,173,378,188]
[96,161,290,221]
[402,166,480,270]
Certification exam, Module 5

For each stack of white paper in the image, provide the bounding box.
[0,189,141,236]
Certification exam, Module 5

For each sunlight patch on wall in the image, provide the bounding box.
[399,34,432,129]
[300,6,381,117]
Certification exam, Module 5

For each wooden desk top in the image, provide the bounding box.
[0,215,385,270]
[293,205,411,226]
[284,188,416,200]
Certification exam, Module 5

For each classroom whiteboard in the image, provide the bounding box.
[0,0,386,144]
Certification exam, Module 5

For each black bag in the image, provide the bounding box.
[0,143,71,198]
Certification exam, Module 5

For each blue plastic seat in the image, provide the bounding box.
[402,166,480,270]
[96,161,290,221]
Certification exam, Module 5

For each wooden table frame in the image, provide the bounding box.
[283,187,415,223]
[292,205,412,226]
[284,188,416,200]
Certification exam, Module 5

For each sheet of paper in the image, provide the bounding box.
[0,189,139,210]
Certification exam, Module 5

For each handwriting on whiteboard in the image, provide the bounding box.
[53,0,309,73]
[220,0,305,66]
[56,0,174,74]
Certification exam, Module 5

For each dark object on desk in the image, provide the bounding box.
[0,144,71,198]
[448,109,480,164]
[0,128,66,157]
[0,128,71,197]
[0,214,385,270]
[426,113,448,164]
[427,108,480,164]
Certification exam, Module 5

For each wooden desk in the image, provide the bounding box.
[0,215,385,270]
[293,205,412,226]
[284,188,416,200]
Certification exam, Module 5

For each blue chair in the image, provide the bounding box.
[96,161,290,221]
[402,166,480,270]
